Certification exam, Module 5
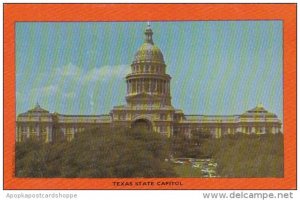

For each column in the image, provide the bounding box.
[37,125,40,138]
[44,126,49,143]
[62,127,66,137]
[133,80,135,94]
[165,81,167,94]
[134,80,136,93]
[130,80,132,93]
[72,127,75,140]
[145,79,148,93]
[133,80,135,93]
[27,126,30,139]
[130,80,132,94]
[166,82,169,95]
[272,127,275,134]
[242,127,245,133]
[48,126,52,142]
[219,127,222,138]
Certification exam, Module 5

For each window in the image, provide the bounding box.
[21,133,27,141]
[21,126,27,132]
[41,132,47,142]
[29,132,37,139]
[41,127,47,133]
[66,134,73,142]
[160,114,167,120]
[30,126,36,132]
[120,114,126,120]
[160,126,166,132]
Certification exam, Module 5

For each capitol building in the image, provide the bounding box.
[16,24,282,143]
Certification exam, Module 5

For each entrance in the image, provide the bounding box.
[131,119,152,131]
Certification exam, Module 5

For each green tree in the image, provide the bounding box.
[16,127,176,178]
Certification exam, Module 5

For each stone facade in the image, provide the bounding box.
[16,24,282,143]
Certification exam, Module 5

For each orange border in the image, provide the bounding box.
[3,4,296,190]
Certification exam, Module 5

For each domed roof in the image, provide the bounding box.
[247,104,268,113]
[133,43,165,64]
[18,103,51,117]
[133,24,165,64]
[28,102,49,113]
[241,104,277,118]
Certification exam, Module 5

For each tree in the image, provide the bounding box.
[16,127,176,178]
[190,128,211,146]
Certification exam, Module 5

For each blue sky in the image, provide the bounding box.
[16,21,283,119]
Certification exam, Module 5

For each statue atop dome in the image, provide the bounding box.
[133,23,165,64]
[144,22,154,44]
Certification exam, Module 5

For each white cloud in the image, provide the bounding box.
[42,85,58,94]
[83,65,130,83]
[54,62,83,77]
[53,63,130,84]
[63,92,75,99]
[19,63,130,104]
[27,85,59,100]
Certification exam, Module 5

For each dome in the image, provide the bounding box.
[18,103,51,117]
[133,43,165,64]
[28,102,49,113]
[241,104,277,118]
[132,24,165,64]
